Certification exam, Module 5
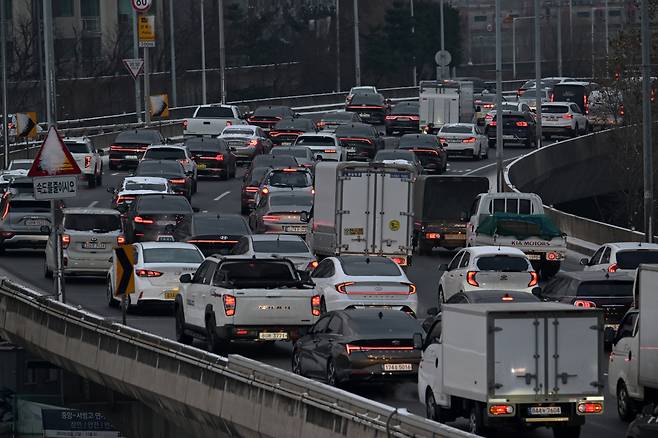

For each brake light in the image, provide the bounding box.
[528,271,539,287]
[425,232,440,239]
[562,114,574,119]
[169,178,186,185]
[462,137,477,143]
[1,193,9,220]
[501,294,515,302]
[485,113,494,120]
[133,216,154,224]
[282,168,298,172]
[483,103,494,109]
[439,137,447,143]
[490,121,497,126]
[116,236,127,245]
[245,186,259,193]
[199,154,224,161]
[546,251,560,261]
[316,121,326,128]
[307,260,319,270]
[607,263,618,273]
[84,155,92,168]
[61,234,71,249]
[406,283,417,294]
[467,271,479,287]
[248,139,258,147]
[385,115,397,120]
[335,282,354,293]
[261,187,269,195]
[116,195,135,204]
[136,269,163,277]
[577,402,603,414]
[550,93,555,102]
[516,121,529,127]
[345,344,414,355]
[517,88,525,97]
[223,294,236,316]
[311,295,321,316]
[584,94,589,114]
[391,257,406,266]
[489,405,514,416]
[619,104,625,116]
[262,215,280,222]
[183,120,189,129]
[323,149,336,153]
[338,137,373,145]
[574,300,596,308]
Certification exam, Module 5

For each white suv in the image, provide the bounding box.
[540,102,588,139]
[581,242,658,274]
[64,137,103,188]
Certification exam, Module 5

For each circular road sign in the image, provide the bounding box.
[131,0,152,13]
[434,50,452,67]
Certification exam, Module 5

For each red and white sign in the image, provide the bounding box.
[122,58,144,80]
[28,127,81,177]
[131,0,152,13]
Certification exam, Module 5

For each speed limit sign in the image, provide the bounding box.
[131,0,152,12]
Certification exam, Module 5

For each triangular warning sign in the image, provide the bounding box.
[123,58,144,80]
[28,127,81,177]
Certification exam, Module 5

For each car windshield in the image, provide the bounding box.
[253,240,309,253]
[272,148,309,158]
[323,113,353,122]
[440,126,473,134]
[347,312,421,336]
[476,255,529,272]
[295,136,335,146]
[266,170,312,187]
[145,148,186,160]
[195,107,234,118]
[399,135,437,147]
[334,126,372,137]
[8,162,31,171]
[542,105,569,114]
[218,261,296,282]
[137,196,192,213]
[64,214,121,232]
[137,161,182,175]
[616,250,658,270]
[375,151,413,161]
[8,200,50,213]
[253,107,288,117]
[124,182,166,191]
[349,95,383,106]
[252,156,297,168]
[223,128,254,136]
[115,130,161,144]
[269,193,313,207]
[577,281,633,297]
[274,119,311,130]
[391,104,419,115]
[185,139,225,152]
[193,216,249,235]
[64,142,90,154]
[340,257,401,276]
[247,167,270,185]
[142,248,203,264]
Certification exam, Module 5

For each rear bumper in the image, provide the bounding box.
[385,121,419,132]
[197,164,228,176]
[213,324,311,342]
[445,146,477,156]
[0,233,48,249]
[261,223,309,235]
[326,297,417,315]
[483,402,590,428]
[338,354,420,382]
[63,256,111,275]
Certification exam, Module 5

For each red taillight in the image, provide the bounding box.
[467,271,479,287]
[391,257,406,266]
[462,137,477,143]
[425,232,440,239]
[311,295,321,316]
[262,215,280,222]
[546,252,560,261]
[323,149,337,153]
[136,269,163,277]
[528,271,539,287]
[116,195,135,204]
[84,155,92,168]
[550,93,555,102]
[248,139,258,147]
[584,95,589,114]
[490,121,497,126]
[316,121,326,128]
[439,137,447,143]
[183,120,189,129]
[562,114,574,119]
[61,234,70,249]
[335,282,354,294]
[483,103,494,109]
[215,154,224,161]
[489,405,514,416]
[574,300,596,308]
[1,193,9,220]
[385,115,397,120]
[223,294,236,316]
[169,178,186,185]
[345,344,414,355]
[245,186,259,193]
[235,329,249,336]
[607,263,618,273]
[501,294,515,302]
[517,88,525,96]
[406,283,417,294]
[307,260,319,270]
[516,121,529,127]
[577,402,603,414]
[338,137,373,145]
[619,104,625,116]
[116,236,127,245]
[133,216,154,224]
[282,168,299,172]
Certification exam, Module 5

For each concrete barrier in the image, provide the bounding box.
[0,278,474,438]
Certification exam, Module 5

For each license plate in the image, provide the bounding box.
[383,363,412,371]
[503,135,515,140]
[156,220,176,226]
[25,219,48,227]
[281,141,292,146]
[527,254,541,260]
[164,290,178,300]
[444,233,464,240]
[529,406,562,415]
[359,113,370,117]
[259,332,288,340]
[125,155,138,160]
[82,242,106,250]
[344,227,364,235]
[197,163,207,170]
[346,147,356,152]
[283,225,306,233]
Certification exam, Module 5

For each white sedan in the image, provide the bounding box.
[581,242,658,274]
[310,255,418,316]
[438,246,538,303]
[110,176,172,210]
[106,242,204,308]
[438,123,488,160]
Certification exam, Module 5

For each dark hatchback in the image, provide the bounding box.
[485,111,537,148]
[187,213,251,256]
[185,137,236,180]
[247,106,296,132]
[124,194,193,243]
[345,93,389,125]
[334,123,385,161]
[385,102,420,135]
[537,270,634,344]
[269,118,317,146]
[292,309,423,386]
[109,129,164,170]
[397,134,447,174]
[134,160,193,200]
[241,155,299,214]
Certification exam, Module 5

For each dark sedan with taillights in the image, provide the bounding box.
[187,213,251,256]
[397,134,447,174]
[247,106,297,132]
[345,93,390,125]
[385,102,419,135]
[134,160,193,201]
[124,194,193,243]
[269,118,317,146]
[184,137,236,180]
[334,123,385,161]
[109,129,164,170]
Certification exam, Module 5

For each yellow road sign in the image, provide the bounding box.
[16,112,37,139]
[150,94,169,118]
[113,245,136,297]
[138,15,155,48]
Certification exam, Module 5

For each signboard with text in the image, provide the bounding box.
[41,409,123,438]
[138,15,155,48]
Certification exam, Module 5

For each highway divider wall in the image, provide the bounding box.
[0,278,474,438]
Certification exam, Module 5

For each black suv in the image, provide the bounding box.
[334,123,385,161]
[109,129,164,170]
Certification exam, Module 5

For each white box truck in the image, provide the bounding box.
[419,303,605,437]
[608,264,658,421]
[307,161,416,266]
[419,80,474,134]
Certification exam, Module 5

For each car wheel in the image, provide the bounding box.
[222,166,229,181]
[175,303,193,345]
[326,358,340,387]
[88,174,96,188]
[291,348,303,376]
[482,148,489,159]
[617,381,637,422]
[205,314,225,354]
[425,389,448,422]
[96,168,103,186]
[192,179,198,194]
[467,403,488,436]
[572,124,578,138]
[106,281,118,308]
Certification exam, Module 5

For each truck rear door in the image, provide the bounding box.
[373,168,413,258]
[338,168,372,254]
[232,289,315,326]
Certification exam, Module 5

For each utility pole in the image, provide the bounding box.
[168,0,177,107]
[43,0,56,127]
[410,0,416,86]
[132,9,142,122]
[641,0,653,242]
[534,0,542,148]
[218,0,226,103]
[439,0,445,79]
[557,3,562,77]
[495,0,503,192]
[1,0,8,169]
[200,0,207,104]
[604,0,609,56]
[336,0,341,92]
[353,0,361,86]
[144,46,150,125]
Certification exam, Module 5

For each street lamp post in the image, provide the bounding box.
[641,0,653,242]
[336,0,341,92]
[168,0,177,107]
[495,0,503,191]
[200,0,207,104]
[590,7,607,77]
[218,0,226,103]
[353,0,360,86]
[512,16,534,79]
[534,0,542,148]
[410,0,416,86]
[439,0,445,79]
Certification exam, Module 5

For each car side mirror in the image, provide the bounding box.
[427,307,439,316]
[300,211,309,223]
[179,273,192,283]
[531,287,542,297]
[438,263,449,272]
[412,332,423,350]
[40,225,51,234]
[579,257,589,266]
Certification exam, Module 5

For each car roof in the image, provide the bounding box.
[555,81,592,87]
[123,176,168,183]
[297,133,338,139]
[62,207,120,215]
[250,234,304,242]
[606,242,658,250]
[146,144,186,150]
[466,246,527,257]
[553,270,634,281]
[138,242,201,250]
[460,290,541,302]
[442,123,475,128]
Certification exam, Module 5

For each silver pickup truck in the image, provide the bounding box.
[175,257,320,352]
[183,104,245,137]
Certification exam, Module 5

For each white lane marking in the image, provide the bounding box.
[88,201,98,208]
[214,191,231,201]
[464,157,520,175]
[111,172,119,176]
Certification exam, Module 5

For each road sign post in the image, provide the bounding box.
[122,58,144,80]
[113,245,136,325]
[28,127,81,303]
[138,14,155,126]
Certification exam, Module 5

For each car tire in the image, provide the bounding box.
[222,167,229,181]
[241,205,250,216]
[44,262,53,279]
[320,297,327,314]
[617,381,637,422]
[88,174,96,188]
[326,358,340,387]
[572,125,578,138]
[552,425,581,438]
[106,281,119,308]
[426,389,449,423]
[205,313,226,354]
[175,303,193,345]
[96,168,103,186]
[466,402,488,436]
[482,148,489,159]
[291,348,303,376]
